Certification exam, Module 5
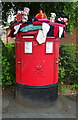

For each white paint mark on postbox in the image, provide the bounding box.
[25,42,32,53]
[46,42,53,53]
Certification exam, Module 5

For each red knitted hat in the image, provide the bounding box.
[35,10,47,19]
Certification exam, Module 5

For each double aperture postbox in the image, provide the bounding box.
[15,30,60,88]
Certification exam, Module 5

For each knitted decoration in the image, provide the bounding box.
[56,14,68,25]
[35,10,47,19]
[16,10,22,23]
[22,7,30,23]
[50,12,56,22]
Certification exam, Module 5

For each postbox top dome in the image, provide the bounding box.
[35,10,47,19]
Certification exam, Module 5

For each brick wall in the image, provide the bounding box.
[60,29,77,45]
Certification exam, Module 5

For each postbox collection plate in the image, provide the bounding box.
[46,42,53,53]
[25,42,32,53]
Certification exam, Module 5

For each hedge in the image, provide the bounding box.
[2,42,78,86]
[59,44,78,85]
[2,42,15,85]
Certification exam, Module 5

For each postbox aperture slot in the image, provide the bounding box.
[22,35,34,38]
[46,42,53,53]
[47,37,55,38]
[24,42,32,53]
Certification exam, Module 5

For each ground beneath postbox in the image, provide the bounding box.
[1,85,77,119]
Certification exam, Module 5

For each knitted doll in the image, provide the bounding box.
[56,14,68,25]
[15,10,22,23]
[22,7,30,23]
[50,12,56,22]
[63,16,68,25]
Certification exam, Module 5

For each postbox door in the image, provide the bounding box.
[53,41,60,84]
[20,37,55,86]
[16,40,21,84]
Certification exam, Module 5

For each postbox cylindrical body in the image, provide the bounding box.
[15,30,60,88]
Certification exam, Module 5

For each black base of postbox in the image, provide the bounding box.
[15,83,58,106]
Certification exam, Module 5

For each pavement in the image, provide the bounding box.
[1,86,77,119]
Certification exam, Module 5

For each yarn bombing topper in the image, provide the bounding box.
[35,10,47,19]
[8,8,68,40]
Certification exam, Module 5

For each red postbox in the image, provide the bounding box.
[15,30,60,101]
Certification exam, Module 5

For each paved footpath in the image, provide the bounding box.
[1,86,77,119]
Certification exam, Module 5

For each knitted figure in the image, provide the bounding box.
[63,17,68,25]
[50,12,56,22]
[22,7,30,23]
[15,10,22,23]
[56,14,68,25]
[35,10,47,19]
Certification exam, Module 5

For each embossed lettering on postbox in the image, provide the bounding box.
[33,70,45,77]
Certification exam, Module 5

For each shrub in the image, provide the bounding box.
[59,43,78,85]
[2,43,15,85]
